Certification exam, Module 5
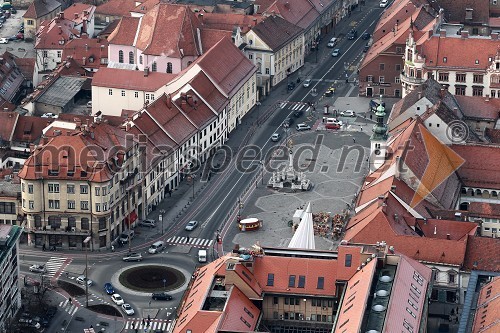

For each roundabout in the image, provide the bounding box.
[118,265,186,293]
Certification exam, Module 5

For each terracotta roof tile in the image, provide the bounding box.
[219,286,260,331]
[174,91,216,129]
[136,3,201,57]
[468,202,500,218]
[63,3,95,26]
[131,0,160,14]
[12,116,50,143]
[91,67,175,92]
[472,276,500,333]
[95,0,138,17]
[199,28,231,53]
[62,37,108,70]
[252,15,303,51]
[485,128,500,143]
[0,112,19,143]
[463,235,500,272]
[35,18,78,50]
[196,37,256,96]
[108,16,140,46]
[451,144,500,189]
[455,95,500,121]
[414,218,477,240]
[13,57,36,82]
[199,13,264,34]
[23,0,61,20]
[262,0,319,30]
[438,0,489,24]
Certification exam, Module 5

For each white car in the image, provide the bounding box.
[303,79,311,88]
[185,220,199,231]
[29,264,46,273]
[76,275,93,286]
[327,37,338,48]
[41,113,58,118]
[340,110,356,117]
[122,303,135,316]
[331,48,341,57]
[0,38,8,44]
[296,123,311,131]
[380,0,388,7]
[111,293,125,305]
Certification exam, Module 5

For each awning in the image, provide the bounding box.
[125,210,138,225]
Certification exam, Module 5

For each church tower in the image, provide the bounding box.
[370,97,388,171]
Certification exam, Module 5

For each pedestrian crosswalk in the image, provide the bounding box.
[279,101,312,113]
[125,319,171,331]
[165,236,213,248]
[45,256,71,278]
[59,299,78,316]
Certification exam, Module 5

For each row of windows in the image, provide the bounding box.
[438,72,483,83]
[366,75,401,84]
[23,199,111,212]
[117,51,174,73]
[23,183,113,196]
[272,312,333,322]
[272,297,334,308]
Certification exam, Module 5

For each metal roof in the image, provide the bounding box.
[36,76,87,107]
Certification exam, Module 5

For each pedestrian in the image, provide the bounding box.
[186,236,190,243]
[42,244,46,251]
[111,245,115,252]
[353,137,356,143]
[142,319,145,326]
[135,329,138,333]
[148,315,151,322]
[360,126,363,132]
[69,297,72,304]
[169,190,172,197]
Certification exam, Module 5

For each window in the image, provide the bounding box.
[99,217,106,229]
[267,273,274,286]
[134,91,139,98]
[249,54,253,60]
[367,75,373,82]
[345,254,352,267]
[28,184,33,193]
[473,86,484,96]
[298,275,305,288]
[29,201,34,209]
[102,187,107,196]
[379,76,385,83]
[108,89,113,96]
[265,68,270,74]
[379,63,385,70]
[118,50,124,63]
[95,187,100,196]
[43,50,48,58]
[81,201,89,210]
[48,183,60,193]
[273,297,278,305]
[443,57,447,63]
[438,72,449,82]
[448,272,456,283]
[67,184,75,194]
[121,90,125,97]
[167,62,172,73]
[68,217,76,228]
[317,277,324,289]
[81,218,89,230]
[57,50,62,58]
[395,64,401,71]
[68,200,75,209]
[129,51,134,64]
[152,62,157,72]
[406,307,416,318]
[96,203,101,212]
[396,47,402,54]
[27,19,34,25]
[473,74,484,83]
[456,73,466,83]
[289,275,296,287]
[49,200,60,209]
[455,86,466,95]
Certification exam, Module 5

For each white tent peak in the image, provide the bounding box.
[288,202,315,250]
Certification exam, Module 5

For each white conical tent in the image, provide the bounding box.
[288,202,316,250]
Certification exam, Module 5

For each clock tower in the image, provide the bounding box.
[370,97,388,171]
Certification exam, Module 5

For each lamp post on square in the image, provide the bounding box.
[159,209,165,234]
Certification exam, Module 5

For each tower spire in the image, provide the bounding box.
[370,95,388,171]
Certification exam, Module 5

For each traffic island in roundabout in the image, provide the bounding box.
[119,265,186,292]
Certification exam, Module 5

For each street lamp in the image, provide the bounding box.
[159,209,166,234]
[83,236,91,308]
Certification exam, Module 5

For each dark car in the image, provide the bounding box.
[363,44,370,52]
[287,82,296,91]
[11,8,16,14]
[104,282,115,295]
[283,117,294,127]
[294,110,304,118]
[0,17,6,23]
[32,316,50,328]
[347,29,358,40]
[152,292,172,301]
[362,32,371,40]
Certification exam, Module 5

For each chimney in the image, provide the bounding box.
[144,66,149,77]
[74,13,78,19]
[181,98,187,109]
[58,26,62,35]
[485,94,490,102]
[186,95,193,106]
[166,94,172,108]
[491,32,499,40]
[461,30,469,39]
[446,234,451,240]
[417,91,422,100]
[82,56,86,65]
[440,88,446,98]
[198,13,203,24]
[74,117,82,128]
[453,107,459,117]
[85,43,89,51]
[59,12,64,20]
[253,18,257,26]
[439,29,446,37]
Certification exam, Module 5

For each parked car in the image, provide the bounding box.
[296,123,311,131]
[271,133,281,142]
[32,316,50,328]
[29,264,46,273]
[18,318,41,329]
[325,87,335,97]
[362,32,371,40]
[122,303,135,316]
[327,37,338,48]
[287,82,296,91]
[302,79,311,88]
[331,48,341,57]
[148,241,165,254]
[123,252,143,262]
[76,275,93,286]
[0,37,8,44]
[152,292,172,301]
[41,112,58,118]
[325,123,341,130]
[111,293,125,305]
[11,8,16,14]
[140,219,156,227]
[347,29,358,40]
[185,220,199,231]
[104,282,115,295]
[340,110,356,117]
[363,44,370,52]
[119,230,135,243]
[4,11,10,18]
[380,0,389,8]
[0,23,3,28]
[294,110,304,118]
[283,117,294,127]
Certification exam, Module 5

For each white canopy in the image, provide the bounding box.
[288,202,315,250]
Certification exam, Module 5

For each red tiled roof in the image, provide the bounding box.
[485,128,500,143]
[23,0,61,20]
[189,71,228,113]
[0,112,19,143]
[472,276,500,333]
[454,95,500,121]
[63,3,95,26]
[62,37,109,70]
[14,57,36,82]
[91,67,175,92]
[12,116,50,143]
[468,202,500,219]
[135,3,201,57]
[196,37,256,97]
[252,15,303,51]
[199,29,232,56]
[463,235,500,272]
[219,286,260,332]
[173,91,216,129]
[108,16,140,46]
[199,13,264,34]
[35,18,77,50]
[451,144,500,189]
[413,218,477,240]
[95,0,139,17]
[262,0,319,30]
[131,0,160,14]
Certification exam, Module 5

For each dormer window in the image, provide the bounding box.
[475,59,479,64]
[443,57,447,63]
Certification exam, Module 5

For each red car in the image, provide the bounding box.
[325,123,340,130]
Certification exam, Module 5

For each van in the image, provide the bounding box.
[198,249,207,263]
[120,230,135,243]
[327,37,338,48]
[148,241,164,254]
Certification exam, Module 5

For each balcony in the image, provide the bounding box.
[30,227,91,236]
[400,72,425,85]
